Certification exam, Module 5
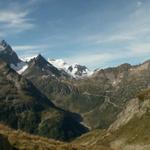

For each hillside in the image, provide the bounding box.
[0,59,87,141]
[68,61,150,129]
[74,89,150,150]
[0,124,113,150]
[24,56,150,129]
[0,41,149,131]
[23,60,105,129]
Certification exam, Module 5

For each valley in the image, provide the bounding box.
[0,40,150,150]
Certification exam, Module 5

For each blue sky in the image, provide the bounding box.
[0,0,150,69]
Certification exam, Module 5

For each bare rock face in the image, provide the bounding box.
[68,64,90,77]
[0,40,21,65]
[109,98,142,131]
[74,89,150,150]
[24,54,71,79]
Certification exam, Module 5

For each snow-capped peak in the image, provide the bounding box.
[0,41,92,77]
[0,40,28,74]
[48,59,69,70]
[20,55,38,62]
[48,59,93,78]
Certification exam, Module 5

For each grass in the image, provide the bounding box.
[0,124,113,150]
[137,89,150,101]
[73,89,150,150]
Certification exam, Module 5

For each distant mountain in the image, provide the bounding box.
[0,40,28,74]
[49,59,93,78]
[0,60,88,141]
[21,55,38,62]
[19,56,93,78]
[0,40,21,65]
[23,54,72,79]
[0,40,92,79]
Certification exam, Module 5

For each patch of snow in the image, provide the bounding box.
[48,59,69,70]
[10,61,28,74]
[51,74,55,77]
[69,64,78,76]
[0,45,5,51]
[18,64,28,74]
[80,121,91,130]
[20,55,37,62]
[112,81,117,85]
[48,59,93,78]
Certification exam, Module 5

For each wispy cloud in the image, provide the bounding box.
[0,10,34,37]
[80,1,150,46]
[64,52,123,68]
[137,1,143,7]
[83,33,135,45]
[129,42,150,54]
[64,45,150,69]
[0,0,149,69]
[69,35,149,69]
[12,44,55,59]
[12,45,49,51]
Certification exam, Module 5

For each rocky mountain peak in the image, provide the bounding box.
[68,64,89,77]
[0,40,28,74]
[0,40,11,52]
[26,54,65,78]
[35,54,45,61]
[0,40,21,66]
[30,54,49,67]
[0,40,9,48]
[118,63,132,69]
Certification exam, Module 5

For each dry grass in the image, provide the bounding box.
[137,89,150,101]
[0,124,113,150]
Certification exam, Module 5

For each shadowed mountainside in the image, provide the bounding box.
[0,124,113,150]
[0,59,88,141]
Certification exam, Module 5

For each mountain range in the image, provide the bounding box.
[49,59,93,78]
[0,40,150,150]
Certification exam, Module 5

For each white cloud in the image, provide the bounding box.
[64,52,123,68]
[12,45,48,51]
[81,1,150,46]
[20,55,38,62]
[64,44,150,69]
[83,22,150,45]
[84,33,136,45]
[129,43,150,54]
[12,44,54,59]
[0,8,34,37]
